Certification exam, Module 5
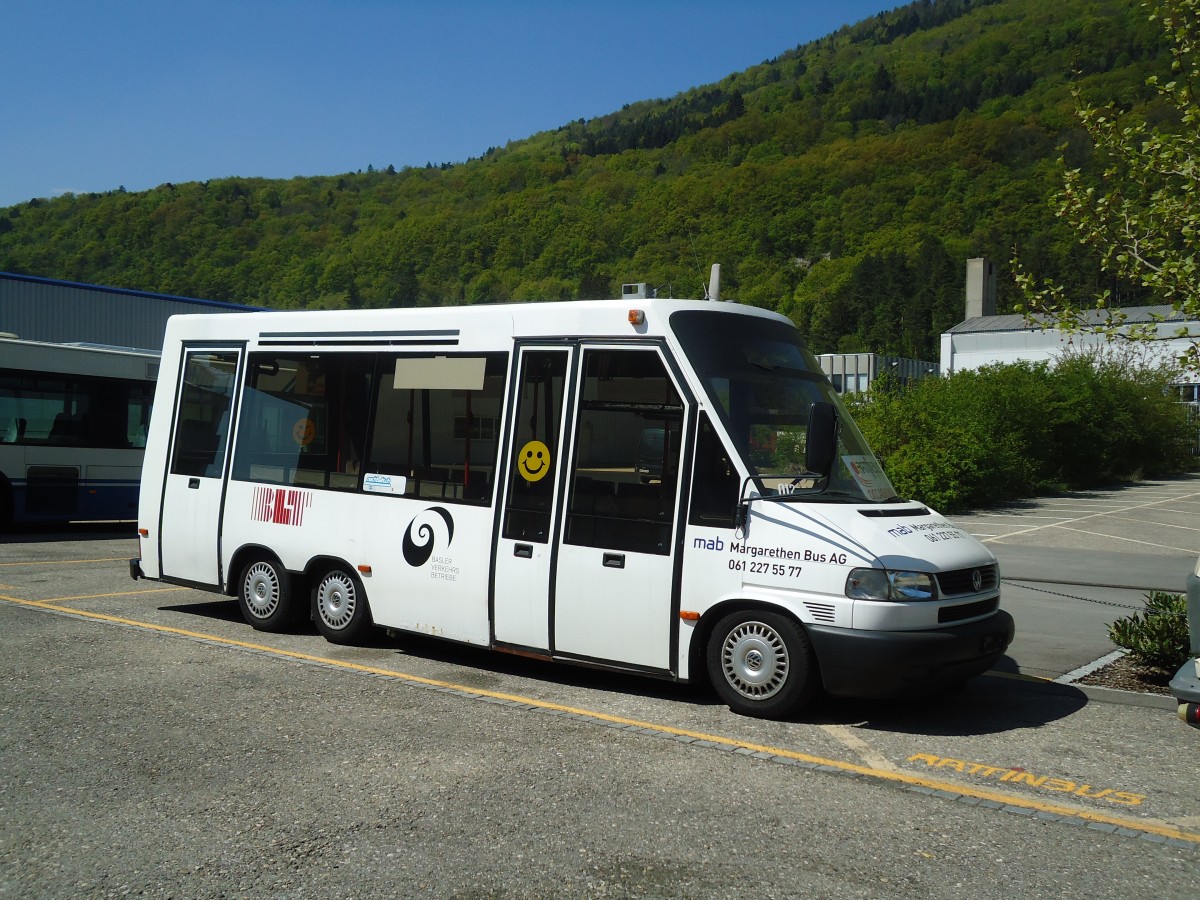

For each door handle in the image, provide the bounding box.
[603,553,625,569]
[514,543,533,559]
[188,478,200,489]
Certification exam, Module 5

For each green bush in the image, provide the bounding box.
[850,347,1196,512]
[1045,348,1195,486]
[1108,591,1191,672]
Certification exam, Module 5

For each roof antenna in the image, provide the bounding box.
[705,263,721,302]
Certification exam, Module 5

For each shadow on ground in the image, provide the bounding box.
[162,598,1085,737]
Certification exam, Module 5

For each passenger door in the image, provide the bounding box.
[552,346,686,672]
[492,347,573,650]
[158,348,242,587]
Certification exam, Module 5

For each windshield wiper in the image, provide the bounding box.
[734,475,826,527]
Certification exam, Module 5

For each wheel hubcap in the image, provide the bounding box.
[317,573,356,629]
[721,621,789,700]
[244,563,279,618]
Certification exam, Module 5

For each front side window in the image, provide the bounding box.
[689,412,739,526]
[670,310,898,504]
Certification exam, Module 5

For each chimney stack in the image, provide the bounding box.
[965,257,997,319]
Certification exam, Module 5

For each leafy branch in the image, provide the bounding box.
[1014,0,1200,366]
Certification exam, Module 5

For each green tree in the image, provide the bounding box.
[1015,0,1200,363]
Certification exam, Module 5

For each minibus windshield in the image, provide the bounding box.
[670,309,898,503]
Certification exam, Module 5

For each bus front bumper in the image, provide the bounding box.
[129,558,144,580]
[806,610,1015,699]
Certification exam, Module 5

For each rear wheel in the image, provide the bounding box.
[0,480,12,532]
[237,556,294,632]
[311,566,372,644]
[707,610,818,719]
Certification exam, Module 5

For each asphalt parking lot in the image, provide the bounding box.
[953,476,1200,560]
[2,484,1199,897]
[949,474,1200,683]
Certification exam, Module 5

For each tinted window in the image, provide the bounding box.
[170,351,239,478]
[563,348,683,555]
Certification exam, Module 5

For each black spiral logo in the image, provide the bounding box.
[402,506,456,567]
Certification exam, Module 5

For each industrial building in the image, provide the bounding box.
[0,271,259,351]
[817,353,938,395]
[939,259,1200,401]
[814,257,1200,400]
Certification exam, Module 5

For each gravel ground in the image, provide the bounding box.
[4,600,1199,899]
[1075,654,1175,695]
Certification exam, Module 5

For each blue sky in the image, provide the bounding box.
[2,1,898,209]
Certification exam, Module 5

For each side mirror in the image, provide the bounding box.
[805,401,839,479]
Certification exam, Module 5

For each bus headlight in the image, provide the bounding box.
[846,568,937,602]
[891,570,937,601]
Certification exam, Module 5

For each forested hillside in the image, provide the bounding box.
[0,0,1174,358]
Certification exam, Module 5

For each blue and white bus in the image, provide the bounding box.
[0,336,159,527]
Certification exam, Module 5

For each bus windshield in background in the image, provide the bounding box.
[669,309,898,504]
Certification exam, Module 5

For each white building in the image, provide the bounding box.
[940,260,1200,400]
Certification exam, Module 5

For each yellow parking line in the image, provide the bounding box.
[41,587,188,604]
[2,591,1196,845]
[0,557,130,567]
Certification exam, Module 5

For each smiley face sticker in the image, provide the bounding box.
[517,440,551,482]
[292,417,316,446]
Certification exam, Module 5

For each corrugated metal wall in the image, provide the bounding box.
[817,352,939,394]
[0,273,260,351]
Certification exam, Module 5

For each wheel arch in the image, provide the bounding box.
[690,598,818,688]
[227,544,297,597]
[303,554,359,584]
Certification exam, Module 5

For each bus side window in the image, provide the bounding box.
[2,417,26,443]
[232,353,374,491]
[364,353,506,504]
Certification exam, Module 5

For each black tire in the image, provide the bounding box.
[707,610,818,719]
[311,566,372,644]
[0,480,12,532]
[236,556,295,631]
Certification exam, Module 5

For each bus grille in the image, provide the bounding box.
[936,564,999,597]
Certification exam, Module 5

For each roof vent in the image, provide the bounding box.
[622,283,651,300]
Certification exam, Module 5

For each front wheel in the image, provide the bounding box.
[311,566,372,644]
[237,556,295,631]
[707,610,818,719]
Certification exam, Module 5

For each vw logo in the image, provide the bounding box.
[971,569,983,592]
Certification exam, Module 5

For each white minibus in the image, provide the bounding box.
[131,296,1013,718]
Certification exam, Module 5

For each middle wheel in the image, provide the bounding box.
[311,566,372,644]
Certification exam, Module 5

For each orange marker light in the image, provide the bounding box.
[358,564,373,575]
[138,528,149,537]
[628,309,645,326]
[679,610,700,621]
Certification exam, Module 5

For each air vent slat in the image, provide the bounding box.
[803,602,836,623]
